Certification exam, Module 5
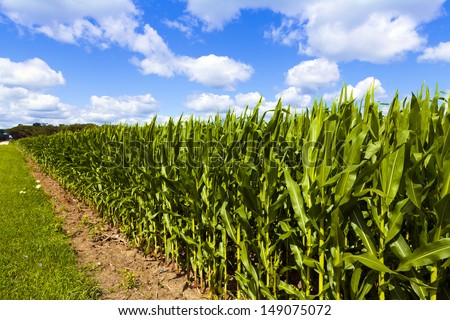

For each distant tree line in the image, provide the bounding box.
[0,123,98,140]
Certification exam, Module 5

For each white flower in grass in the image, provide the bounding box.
[36,184,41,189]
[36,180,40,183]
[19,190,26,194]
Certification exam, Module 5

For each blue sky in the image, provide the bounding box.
[1,0,450,128]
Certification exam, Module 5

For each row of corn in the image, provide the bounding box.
[18,86,450,299]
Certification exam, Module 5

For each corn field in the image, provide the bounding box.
[18,86,450,299]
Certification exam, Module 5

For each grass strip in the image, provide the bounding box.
[0,145,98,299]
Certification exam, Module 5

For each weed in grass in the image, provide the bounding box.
[119,268,140,289]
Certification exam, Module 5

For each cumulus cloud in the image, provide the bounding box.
[302,12,424,63]
[348,77,387,99]
[0,57,70,127]
[177,55,253,90]
[323,77,387,101]
[276,87,311,108]
[0,56,162,127]
[286,58,339,92]
[184,89,311,117]
[418,42,450,63]
[184,0,446,63]
[77,94,159,124]
[132,53,253,88]
[185,93,235,112]
[185,91,271,115]
[0,0,253,89]
[264,17,303,46]
[0,85,72,128]
[0,57,65,89]
[0,0,137,45]
[235,92,264,108]
[0,90,161,127]
[183,0,243,32]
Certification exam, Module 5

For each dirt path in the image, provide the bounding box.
[25,156,205,300]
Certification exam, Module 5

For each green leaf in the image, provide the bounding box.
[219,201,237,244]
[380,130,408,205]
[240,241,259,284]
[441,258,450,268]
[284,168,309,234]
[289,242,304,269]
[389,278,412,299]
[350,208,377,255]
[353,188,390,198]
[278,281,306,299]
[386,198,409,244]
[343,253,393,274]
[237,175,260,213]
[405,173,423,209]
[435,194,450,232]
[335,128,368,205]
[389,235,412,259]
[356,270,378,300]
[320,164,361,188]
[180,233,197,246]
[364,141,382,160]
[409,269,428,300]
[259,281,276,299]
[350,267,362,299]
[397,238,450,271]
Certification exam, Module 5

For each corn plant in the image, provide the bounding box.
[18,85,450,299]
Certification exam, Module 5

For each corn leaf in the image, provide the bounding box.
[284,168,309,234]
[397,238,450,271]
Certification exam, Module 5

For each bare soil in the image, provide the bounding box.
[25,156,206,300]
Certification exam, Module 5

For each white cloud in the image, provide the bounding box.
[184,0,306,31]
[0,0,137,45]
[163,15,199,38]
[184,91,266,116]
[91,94,158,114]
[183,0,243,32]
[78,94,159,124]
[348,77,387,99]
[264,17,303,46]
[185,93,234,112]
[235,92,264,108]
[184,0,446,63]
[276,87,311,108]
[321,91,340,102]
[0,0,253,88]
[128,25,175,64]
[0,57,65,89]
[177,55,254,90]
[132,53,253,89]
[163,20,193,37]
[286,58,339,91]
[0,85,72,127]
[302,12,424,63]
[323,77,387,101]
[183,89,310,117]
[418,42,450,63]
[0,56,162,127]
[0,57,69,127]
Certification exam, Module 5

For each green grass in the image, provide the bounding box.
[0,145,99,299]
